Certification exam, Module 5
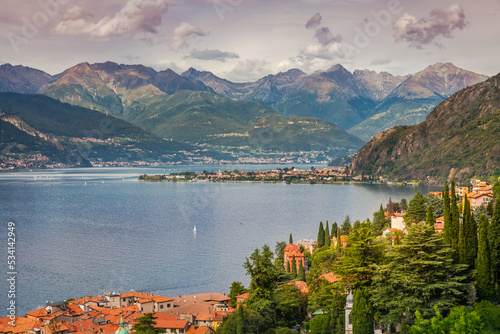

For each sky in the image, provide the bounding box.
[1,0,499,82]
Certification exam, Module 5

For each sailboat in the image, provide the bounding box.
[193,226,197,233]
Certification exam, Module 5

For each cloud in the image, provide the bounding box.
[314,27,342,46]
[223,59,271,82]
[173,22,207,50]
[188,49,239,62]
[306,13,322,29]
[301,43,344,60]
[393,3,467,49]
[54,0,169,39]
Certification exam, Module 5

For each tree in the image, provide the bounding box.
[400,198,408,212]
[476,214,495,301]
[132,314,163,334]
[332,222,339,236]
[371,222,470,326]
[387,197,394,216]
[229,281,247,307]
[465,211,478,269]
[450,180,460,260]
[372,204,387,234]
[318,221,325,248]
[335,222,385,289]
[443,183,452,244]
[325,221,330,247]
[427,194,444,218]
[291,255,297,276]
[244,245,279,301]
[298,262,306,281]
[353,220,361,230]
[237,305,245,334]
[425,205,434,232]
[408,305,483,334]
[336,228,342,253]
[404,192,427,224]
[341,216,352,235]
[489,195,500,297]
[275,241,287,262]
[351,288,374,334]
[289,233,293,244]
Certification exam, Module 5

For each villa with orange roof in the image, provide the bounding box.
[467,192,493,210]
[283,244,305,273]
[391,213,405,230]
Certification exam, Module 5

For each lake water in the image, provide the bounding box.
[0,165,440,315]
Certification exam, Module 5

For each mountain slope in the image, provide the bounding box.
[39,61,212,120]
[0,64,53,94]
[348,63,489,141]
[183,64,404,129]
[0,93,195,165]
[349,73,500,182]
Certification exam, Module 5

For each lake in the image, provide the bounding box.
[0,165,440,315]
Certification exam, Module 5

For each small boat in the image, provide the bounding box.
[193,226,197,232]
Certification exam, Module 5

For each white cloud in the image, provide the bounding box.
[301,43,344,60]
[223,59,271,82]
[172,22,207,50]
[54,0,169,39]
[188,49,239,62]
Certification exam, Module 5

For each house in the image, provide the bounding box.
[382,228,397,237]
[297,239,316,253]
[154,319,189,334]
[391,213,405,230]
[283,244,305,272]
[186,325,211,334]
[331,235,348,248]
[235,293,249,307]
[434,216,445,232]
[467,192,493,210]
[457,183,472,197]
[428,191,443,198]
[287,281,309,294]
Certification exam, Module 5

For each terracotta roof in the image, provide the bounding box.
[152,296,173,303]
[468,192,492,199]
[186,325,210,334]
[194,313,212,321]
[0,316,38,334]
[235,293,249,300]
[26,308,49,318]
[320,273,341,283]
[154,319,189,329]
[288,281,309,294]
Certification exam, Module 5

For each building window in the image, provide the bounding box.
[160,305,164,309]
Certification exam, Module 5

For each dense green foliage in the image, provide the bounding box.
[371,222,469,325]
[404,192,427,224]
[476,214,495,301]
[131,313,163,334]
[229,281,247,308]
[490,196,500,298]
[317,222,325,248]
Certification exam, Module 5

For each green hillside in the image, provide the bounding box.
[350,73,500,183]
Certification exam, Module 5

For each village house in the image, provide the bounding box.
[331,235,348,248]
[467,192,493,210]
[297,238,316,253]
[435,216,445,232]
[283,243,305,272]
[391,213,406,231]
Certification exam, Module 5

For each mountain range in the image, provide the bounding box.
[0,61,490,166]
[349,73,500,183]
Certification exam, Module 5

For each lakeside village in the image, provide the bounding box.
[3,179,500,334]
[138,167,392,184]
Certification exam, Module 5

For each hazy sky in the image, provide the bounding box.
[1,0,499,81]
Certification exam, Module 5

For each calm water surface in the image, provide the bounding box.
[0,165,440,315]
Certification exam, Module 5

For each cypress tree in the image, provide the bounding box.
[476,214,494,301]
[289,233,293,244]
[458,219,466,264]
[298,262,306,281]
[426,205,435,233]
[351,288,374,334]
[443,183,452,244]
[325,221,330,247]
[489,196,500,297]
[464,200,478,269]
[450,180,460,261]
[332,222,339,236]
[286,259,291,273]
[336,228,342,253]
[291,255,297,276]
[318,221,325,248]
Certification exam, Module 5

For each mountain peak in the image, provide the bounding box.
[325,64,348,73]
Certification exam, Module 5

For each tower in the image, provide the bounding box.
[345,290,353,334]
[115,316,129,334]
